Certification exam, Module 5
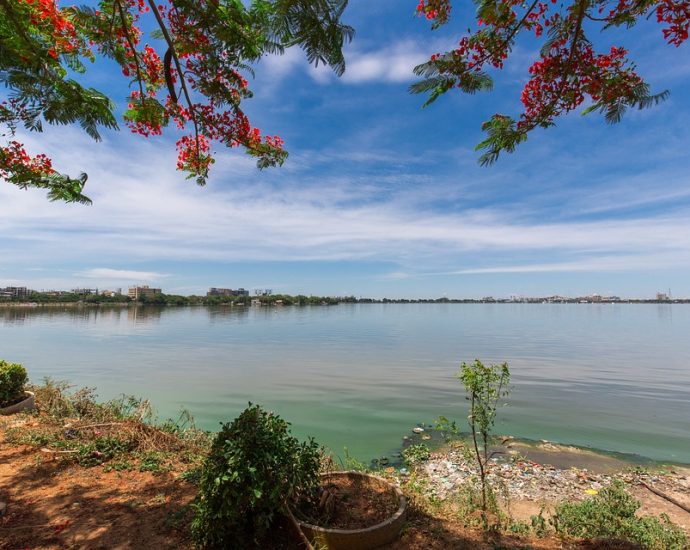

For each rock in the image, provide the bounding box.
[412,427,425,434]
[0,502,6,517]
[399,468,409,476]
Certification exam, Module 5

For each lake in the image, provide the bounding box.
[1,303,688,463]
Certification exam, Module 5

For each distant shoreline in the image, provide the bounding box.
[1,299,688,308]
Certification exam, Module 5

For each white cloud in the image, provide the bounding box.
[343,42,428,84]
[77,268,169,281]
[256,39,436,86]
[2,125,690,287]
[450,253,689,274]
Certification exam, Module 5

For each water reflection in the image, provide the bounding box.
[657,303,673,322]
[207,305,250,322]
[127,306,163,325]
[0,307,30,324]
[0,305,166,326]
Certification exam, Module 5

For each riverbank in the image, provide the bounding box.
[1,384,688,549]
[2,429,688,550]
[410,440,690,530]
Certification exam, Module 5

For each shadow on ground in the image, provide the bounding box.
[0,445,195,549]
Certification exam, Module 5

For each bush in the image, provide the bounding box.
[402,443,431,465]
[553,480,687,550]
[191,404,321,549]
[0,360,28,407]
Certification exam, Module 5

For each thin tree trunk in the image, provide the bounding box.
[470,392,487,512]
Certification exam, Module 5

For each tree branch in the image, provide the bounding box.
[146,0,201,164]
[115,0,147,104]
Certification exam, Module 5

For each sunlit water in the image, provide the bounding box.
[1,303,688,463]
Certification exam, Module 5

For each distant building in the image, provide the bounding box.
[1,286,29,299]
[207,287,249,297]
[101,289,122,297]
[72,288,98,295]
[128,285,162,300]
[656,292,670,301]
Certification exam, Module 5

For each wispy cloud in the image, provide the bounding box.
[257,39,437,86]
[2,126,690,281]
[77,268,169,281]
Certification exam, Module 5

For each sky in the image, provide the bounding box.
[1,1,690,299]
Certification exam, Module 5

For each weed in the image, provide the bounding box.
[402,443,431,466]
[164,504,192,531]
[337,447,369,472]
[507,519,531,536]
[76,436,134,466]
[104,460,134,472]
[552,480,687,550]
[177,466,203,484]
[530,507,549,537]
[137,451,173,474]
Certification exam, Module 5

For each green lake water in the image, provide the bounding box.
[1,303,688,463]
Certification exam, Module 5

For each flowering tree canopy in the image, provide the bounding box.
[0,0,353,203]
[412,0,687,165]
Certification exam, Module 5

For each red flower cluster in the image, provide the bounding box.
[520,44,640,127]
[0,141,55,182]
[176,134,211,173]
[416,0,677,153]
[657,0,690,46]
[16,0,89,59]
[416,0,451,24]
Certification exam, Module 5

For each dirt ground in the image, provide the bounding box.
[0,443,196,549]
[2,434,689,549]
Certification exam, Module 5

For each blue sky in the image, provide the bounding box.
[1,0,690,298]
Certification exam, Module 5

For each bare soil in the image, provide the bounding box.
[297,474,400,530]
[0,442,197,550]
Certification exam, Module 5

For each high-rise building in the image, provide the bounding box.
[0,286,29,299]
[128,285,162,300]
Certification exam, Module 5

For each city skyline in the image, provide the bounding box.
[0,283,684,302]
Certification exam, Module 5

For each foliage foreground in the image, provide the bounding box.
[0,359,28,408]
[0,0,353,201]
[1,376,688,550]
[552,480,688,550]
[191,403,321,549]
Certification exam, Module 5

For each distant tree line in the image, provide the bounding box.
[2,292,687,306]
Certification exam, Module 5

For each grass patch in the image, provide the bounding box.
[3,378,211,470]
[552,480,687,550]
[137,451,174,474]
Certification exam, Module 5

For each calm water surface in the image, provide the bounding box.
[1,304,688,463]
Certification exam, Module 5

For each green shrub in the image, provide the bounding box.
[0,360,28,407]
[402,443,431,465]
[191,404,321,549]
[552,480,687,550]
